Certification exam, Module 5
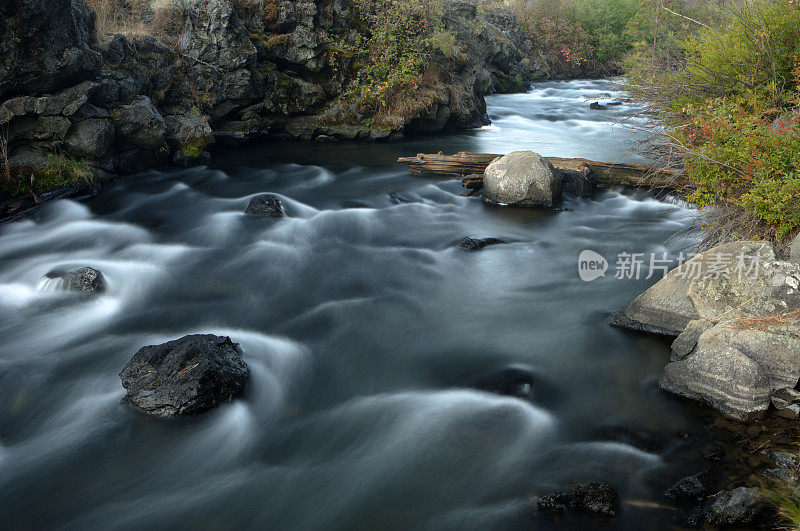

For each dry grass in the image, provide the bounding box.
[730,309,800,332]
[85,0,187,42]
[86,0,149,41]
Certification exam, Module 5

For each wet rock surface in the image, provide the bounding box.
[245,194,284,217]
[44,267,106,293]
[120,334,249,417]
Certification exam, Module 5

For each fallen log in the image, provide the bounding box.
[397,151,687,190]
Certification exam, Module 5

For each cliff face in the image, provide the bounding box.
[0,0,586,216]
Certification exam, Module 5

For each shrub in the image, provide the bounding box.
[627,0,800,245]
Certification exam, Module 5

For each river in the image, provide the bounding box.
[0,79,711,530]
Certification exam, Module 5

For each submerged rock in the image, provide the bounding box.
[689,487,765,527]
[458,237,509,251]
[482,151,562,208]
[665,471,714,501]
[245,194,284,217]
[44,267,106,293]
[120,334,249,417]
[598,426,664,453]
[536,482,619,517]
[589,102,607,110]
[471,367,534,398]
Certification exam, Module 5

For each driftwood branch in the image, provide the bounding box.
[397,151,688,190]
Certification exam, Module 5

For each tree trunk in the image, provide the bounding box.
[397,151,687,190]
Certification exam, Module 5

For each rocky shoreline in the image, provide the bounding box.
[0,0,607,221]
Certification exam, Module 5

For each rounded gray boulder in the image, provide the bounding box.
[482,151,562,208]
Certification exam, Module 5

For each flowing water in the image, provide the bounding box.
[0,80,709,530]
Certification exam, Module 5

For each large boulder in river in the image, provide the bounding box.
[120,334,249,417]
[483,151,562,207]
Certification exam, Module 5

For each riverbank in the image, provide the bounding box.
[1,0,621,221]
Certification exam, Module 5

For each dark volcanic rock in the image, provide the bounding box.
[120,334,249,417]
[536,482,619,517]
[471,367,533,398]
[245,194,284,217]
[589,102,607,111]
[0,0,101,100]
[458,237,509,251]
[45,267,106,293]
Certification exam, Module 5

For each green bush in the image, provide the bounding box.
[627,0,800,243]
[574,0,639,62]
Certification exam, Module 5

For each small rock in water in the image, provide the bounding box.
[458,237,509,251]
[44,267,106,293]
[471,367,534,398]
[589,102,607,111]
[536,482,619,517]
[245,194,284,217]
[690,487,765,526]
[120,334,249,417]
[607,101,624,106]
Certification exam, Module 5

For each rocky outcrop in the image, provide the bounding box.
[611,241,800,336]
[0,0,101,100]
[120,334,249,417]
[611,241,800,421]
[482,151,562,207]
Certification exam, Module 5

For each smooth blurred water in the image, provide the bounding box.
[0,80,704,530]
